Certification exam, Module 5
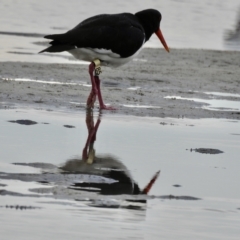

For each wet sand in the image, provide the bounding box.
[1,48,240,119]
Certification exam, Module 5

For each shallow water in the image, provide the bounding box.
[165,95,240,112]
[0,0,240,63]
[0,108,240,239]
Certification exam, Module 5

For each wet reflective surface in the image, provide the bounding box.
[0,108,240,239]
[165,95,240,111]
[0,111,159,202]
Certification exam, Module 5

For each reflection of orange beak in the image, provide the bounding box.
[142,170,160,194]
[155,29,170,52]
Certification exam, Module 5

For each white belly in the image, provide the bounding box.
[68,47,142,68]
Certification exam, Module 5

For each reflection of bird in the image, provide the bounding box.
[0,110,159,204]
[61,156,139,195]
[61,156,159,196]
[59,109,160,195]
[39,9,169,110]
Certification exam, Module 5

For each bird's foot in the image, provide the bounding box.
[99,104,116,110]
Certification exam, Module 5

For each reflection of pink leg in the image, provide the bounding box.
[82,111,101,160]
[86,91,96,109]
[86,62,98,109]
[94,76,116,110]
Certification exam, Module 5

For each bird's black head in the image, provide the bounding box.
[135,9,161,40]
[135,9,169,52]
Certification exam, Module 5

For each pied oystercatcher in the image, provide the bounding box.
[39,9,170,110]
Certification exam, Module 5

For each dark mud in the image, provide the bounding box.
[63,125,76,128]
[159,195,201,200]
[0,205,41,210]
[8,119,37,125]
[189,148,224,154]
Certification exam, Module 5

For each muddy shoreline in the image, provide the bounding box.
[0,48,240,119]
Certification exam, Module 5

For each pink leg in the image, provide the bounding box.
[86,62,98,109]
[95,76,116,110]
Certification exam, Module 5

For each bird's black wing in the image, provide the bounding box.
[41,13,145,58]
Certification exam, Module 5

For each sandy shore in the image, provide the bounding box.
[0,48,240,119]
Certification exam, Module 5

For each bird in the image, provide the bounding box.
[39,9,170,110]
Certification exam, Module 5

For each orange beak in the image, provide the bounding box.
[155,29,170,52]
